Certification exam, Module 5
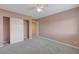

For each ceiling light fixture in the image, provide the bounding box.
[29,4,48,12]
[36,4,44,12]
[37,8,42,12]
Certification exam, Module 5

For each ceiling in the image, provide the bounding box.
[0,4,78,19]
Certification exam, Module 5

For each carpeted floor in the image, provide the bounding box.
[0,37,79,54]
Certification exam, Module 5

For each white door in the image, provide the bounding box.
[10,17,24,44]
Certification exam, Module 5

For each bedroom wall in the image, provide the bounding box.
[38,7,79,47]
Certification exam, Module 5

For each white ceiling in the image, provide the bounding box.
[0,4,78,19]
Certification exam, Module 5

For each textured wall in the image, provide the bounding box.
[38,7,79,47]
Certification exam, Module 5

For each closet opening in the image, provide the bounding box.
[3,16,10,44]
[24,20,29,39]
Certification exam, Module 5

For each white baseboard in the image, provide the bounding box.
[40,36,79,49]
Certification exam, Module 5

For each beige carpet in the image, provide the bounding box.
[0,37,79,54]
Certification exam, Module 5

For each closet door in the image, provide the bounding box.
[10,17,24,44]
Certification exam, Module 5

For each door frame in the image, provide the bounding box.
[3,16,10,44]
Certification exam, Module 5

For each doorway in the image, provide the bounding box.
[3,17,10,44]
[32,22,37,37]
[24,20,29,39]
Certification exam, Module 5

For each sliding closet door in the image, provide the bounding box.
[10,17,24,44]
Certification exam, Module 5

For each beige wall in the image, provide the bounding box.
[38,7,79,47]
[0,9,33,46]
